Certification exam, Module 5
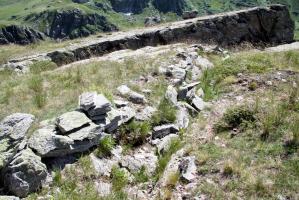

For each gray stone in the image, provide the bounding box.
[152,124,179,139]
[191,96,205,111]
[28,124,104,157]
[0,113,35,170]
[135,106,157,121]
[104,108,122,133]
[179,156,197,183]
[68,123,104,152]
[56,111,90,133]
[165,85,178,106]
[79,92,97,111]
[86,94,112,118]
[28,126,74,157]
[3,148,47,198]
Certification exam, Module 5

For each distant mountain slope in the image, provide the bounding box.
[0,0,297,41]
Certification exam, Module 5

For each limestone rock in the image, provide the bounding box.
[3,148,47,198]
[56,111,90,133]
[152,124,179,139]
[165,85,178,106]
[179,156,197,183]
[0,113,35,170]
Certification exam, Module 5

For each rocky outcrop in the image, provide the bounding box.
[2,5,294,69]
[0,113,35,171]
[2,148,47,198]
[44,5,294,66]
[0,25,45,45]
[25,9,118,39]
[110,0,150,14]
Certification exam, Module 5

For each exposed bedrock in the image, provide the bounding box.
[47,5,294,66]
[2,5,294,69]
[0,25,45,45]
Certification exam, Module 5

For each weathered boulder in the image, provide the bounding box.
[56,111,91,134]
[3,148,47,198]
[0,25,45,45]
[0,113,35,170]
[152,124,179,139]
